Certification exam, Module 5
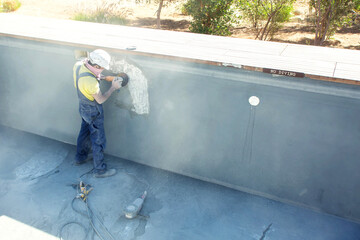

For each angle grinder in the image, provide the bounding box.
[124,191,147,219]
[101,70,129,87]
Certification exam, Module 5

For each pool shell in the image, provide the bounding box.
[1,14,360,226]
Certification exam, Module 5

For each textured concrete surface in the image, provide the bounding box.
[0,125,359,240]
[2,38,360,222]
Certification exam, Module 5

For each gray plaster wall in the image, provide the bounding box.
[1,37,360,222]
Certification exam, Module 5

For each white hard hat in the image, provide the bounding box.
[89,49,111,70]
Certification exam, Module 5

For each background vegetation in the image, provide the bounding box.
[0,0,21,12]
[72,1,127,25]
[2,0,359,47]
[183,0,236,36]
[236,0,295,40]
[310,0,356,45]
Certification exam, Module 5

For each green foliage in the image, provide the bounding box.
[310,0,354,45]
[237,0,267,28]
[354,0,360,10]
[236,0,294,40]
[0,0,21,12]
[73,11,127,25]
[183,0,236,36]
[72,1,127,25]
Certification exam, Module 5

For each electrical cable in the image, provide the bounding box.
[89,204,117,240]
[31,168,60,181]
[74,183,116,240]
[79,165,151,192]
[73,184,109,240]
[59,221,88,240]
[60,165,150,240]
[58,196,89,240]
[79,167,95,179]
[71,197,87,218]
[60,185,112,240]
[85,199,106,240]
[85,199,117,240]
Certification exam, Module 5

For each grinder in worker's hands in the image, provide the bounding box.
[101,70,130,87]
[117,72,129,87]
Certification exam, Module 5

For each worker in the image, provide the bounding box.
[73,49,123,178]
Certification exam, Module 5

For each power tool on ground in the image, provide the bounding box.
[124,191,147,219]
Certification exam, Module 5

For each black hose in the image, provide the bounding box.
[86,200,117,240]
[60,165,149,240]
[71,197,87,218]
[79,168,95,179]
[59,220,88,240]
[85,201,106,240]
[70,196,116,240]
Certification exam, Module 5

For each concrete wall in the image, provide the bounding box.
[1,36,360,222]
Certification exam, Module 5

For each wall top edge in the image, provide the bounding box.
[1,13,359,85]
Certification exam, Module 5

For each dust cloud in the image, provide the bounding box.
[110,57,150,115]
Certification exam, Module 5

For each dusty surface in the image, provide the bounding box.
[10,0,360,50]
[1,125,360,240]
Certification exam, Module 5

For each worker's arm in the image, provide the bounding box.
[103,76,116,82]
[103,73,129,83]
[92,78,122,104]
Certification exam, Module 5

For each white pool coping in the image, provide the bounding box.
[1,13,359,84]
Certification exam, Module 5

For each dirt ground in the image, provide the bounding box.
[10,0,360,50]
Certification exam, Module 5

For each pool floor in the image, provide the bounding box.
[0,125,359,240]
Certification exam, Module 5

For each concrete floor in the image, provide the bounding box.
[0,125,359,240]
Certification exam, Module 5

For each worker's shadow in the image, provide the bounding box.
[100,80,136,115]
[113,87,134,113]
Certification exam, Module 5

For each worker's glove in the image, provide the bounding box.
[114,76,123,82]
[112,77,122,90]
[117,73,129,87]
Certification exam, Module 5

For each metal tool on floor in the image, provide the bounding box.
[76,181,93,201]
[124,191,147,219]
[62,180,116,240]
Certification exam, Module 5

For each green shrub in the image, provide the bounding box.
[183,0,236,36]
[310,0,354,45]
[73,11,127,25]
[236,0,294,40]
[73,12,127,25]
[354,0,360,10]
[72,1,127,25]
[1,0,21,12]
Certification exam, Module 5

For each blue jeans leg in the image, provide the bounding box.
[76,119,91,163]
[89,113,107,173]
[76,104,107,173]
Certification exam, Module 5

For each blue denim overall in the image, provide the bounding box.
[75,65,107,173]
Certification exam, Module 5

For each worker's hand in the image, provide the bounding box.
[118,73,129,81]
[117,73,129,87]
[112,77,123,90]
[104,76,116,82]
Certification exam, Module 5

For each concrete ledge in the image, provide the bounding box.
[0,13,359,83]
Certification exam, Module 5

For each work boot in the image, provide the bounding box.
[93,168,116,178]
[74,154,93,166]
[74,158,92,166]
[74,160,87,166]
